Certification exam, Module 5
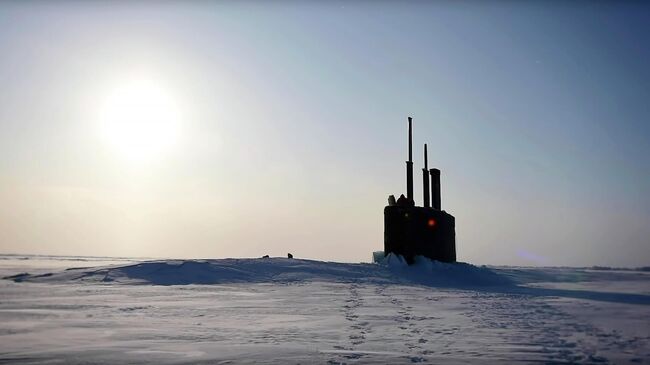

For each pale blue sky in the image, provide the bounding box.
[1,1,648,266]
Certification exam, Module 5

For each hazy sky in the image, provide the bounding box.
[1,1,649,266]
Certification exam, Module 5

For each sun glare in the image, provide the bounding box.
[98,78,181,163]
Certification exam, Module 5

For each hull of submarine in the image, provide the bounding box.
[384,206,456,264]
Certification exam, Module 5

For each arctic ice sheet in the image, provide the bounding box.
[1,255,649,364]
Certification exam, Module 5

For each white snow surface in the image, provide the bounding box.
[1,254,649,364]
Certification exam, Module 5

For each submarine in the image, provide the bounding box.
[383,117,456,264]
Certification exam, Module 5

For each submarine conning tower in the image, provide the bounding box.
[384,117,456,264]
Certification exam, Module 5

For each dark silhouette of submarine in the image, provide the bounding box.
[384,117,456,264]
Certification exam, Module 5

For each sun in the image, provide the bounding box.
[98,77,182,163]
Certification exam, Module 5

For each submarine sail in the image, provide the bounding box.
[383,117,456,264]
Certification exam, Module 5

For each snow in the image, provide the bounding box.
[3,253,511,288]
[1,254,649,364]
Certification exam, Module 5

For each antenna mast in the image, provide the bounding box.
[422,143,430,208]
[406,117,414,203]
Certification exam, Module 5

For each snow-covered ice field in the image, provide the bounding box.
[1,255,649,364]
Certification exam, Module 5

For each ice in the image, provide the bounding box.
[4,254,513,287]
[1,254,649,364]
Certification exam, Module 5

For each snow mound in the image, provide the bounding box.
[5,256,513,287]
[375,253,513,287]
